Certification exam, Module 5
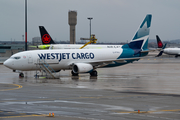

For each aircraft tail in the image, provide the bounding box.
[39,26,55,44]
[156,35,163,48]
[124,14,152,51]
[155,35,167,57]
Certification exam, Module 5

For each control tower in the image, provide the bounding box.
[68,10,77,44]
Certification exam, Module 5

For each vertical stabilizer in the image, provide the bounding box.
[156,35,163,48]
[128,14,152,50]
[39,26,55,44]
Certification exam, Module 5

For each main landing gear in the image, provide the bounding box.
[90,70,98,76]
[71,71,78,76]
[71,70,98,76]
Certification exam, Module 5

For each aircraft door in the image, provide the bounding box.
[27,53,33,64]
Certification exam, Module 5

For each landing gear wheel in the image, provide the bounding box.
[90,70,98,76]
[71,71,79,76]
[19,73,24,77]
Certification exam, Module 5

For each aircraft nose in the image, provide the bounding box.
[3,59,12,69]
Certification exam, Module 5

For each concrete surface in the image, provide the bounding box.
[0,56,180,120]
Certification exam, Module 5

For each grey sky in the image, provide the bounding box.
[0,0,180,43]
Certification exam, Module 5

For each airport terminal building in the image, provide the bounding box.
[0,41,25,57]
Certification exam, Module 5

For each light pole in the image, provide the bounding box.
[25,0,27,51]
[87,17,93,38]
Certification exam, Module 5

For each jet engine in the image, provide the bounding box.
[72,63,93,74]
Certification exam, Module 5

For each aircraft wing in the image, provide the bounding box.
[141,48,162,53]
[69,57,141,68]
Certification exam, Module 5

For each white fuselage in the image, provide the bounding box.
[163,48,180,55]
[4,48,131,71]
[49,44,122,49]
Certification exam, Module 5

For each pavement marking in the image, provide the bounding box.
[0,114,47,119]
[0,94,148,103]
[78,94,147,99]
[0,84,23,91]
[140,58,175,61]
[113,109,180,114]
[148,109,180,113]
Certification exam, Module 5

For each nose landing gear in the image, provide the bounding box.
[12,70,24,77]
[19,73,24,77]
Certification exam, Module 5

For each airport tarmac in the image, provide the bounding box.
[1,56,180,120]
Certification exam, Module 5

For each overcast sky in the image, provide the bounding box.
[0,0,180,43]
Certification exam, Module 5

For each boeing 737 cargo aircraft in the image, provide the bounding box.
[156,35,180,58]
[38,26,122,49]
[4,14,152,77]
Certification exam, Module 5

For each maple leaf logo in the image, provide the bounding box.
[42,34,51,44]
[158,41,163,48]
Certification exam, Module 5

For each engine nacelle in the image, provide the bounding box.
[72,63,93,74]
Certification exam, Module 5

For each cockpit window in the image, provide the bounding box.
[14,57,21,59]
[10,56,21,59]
